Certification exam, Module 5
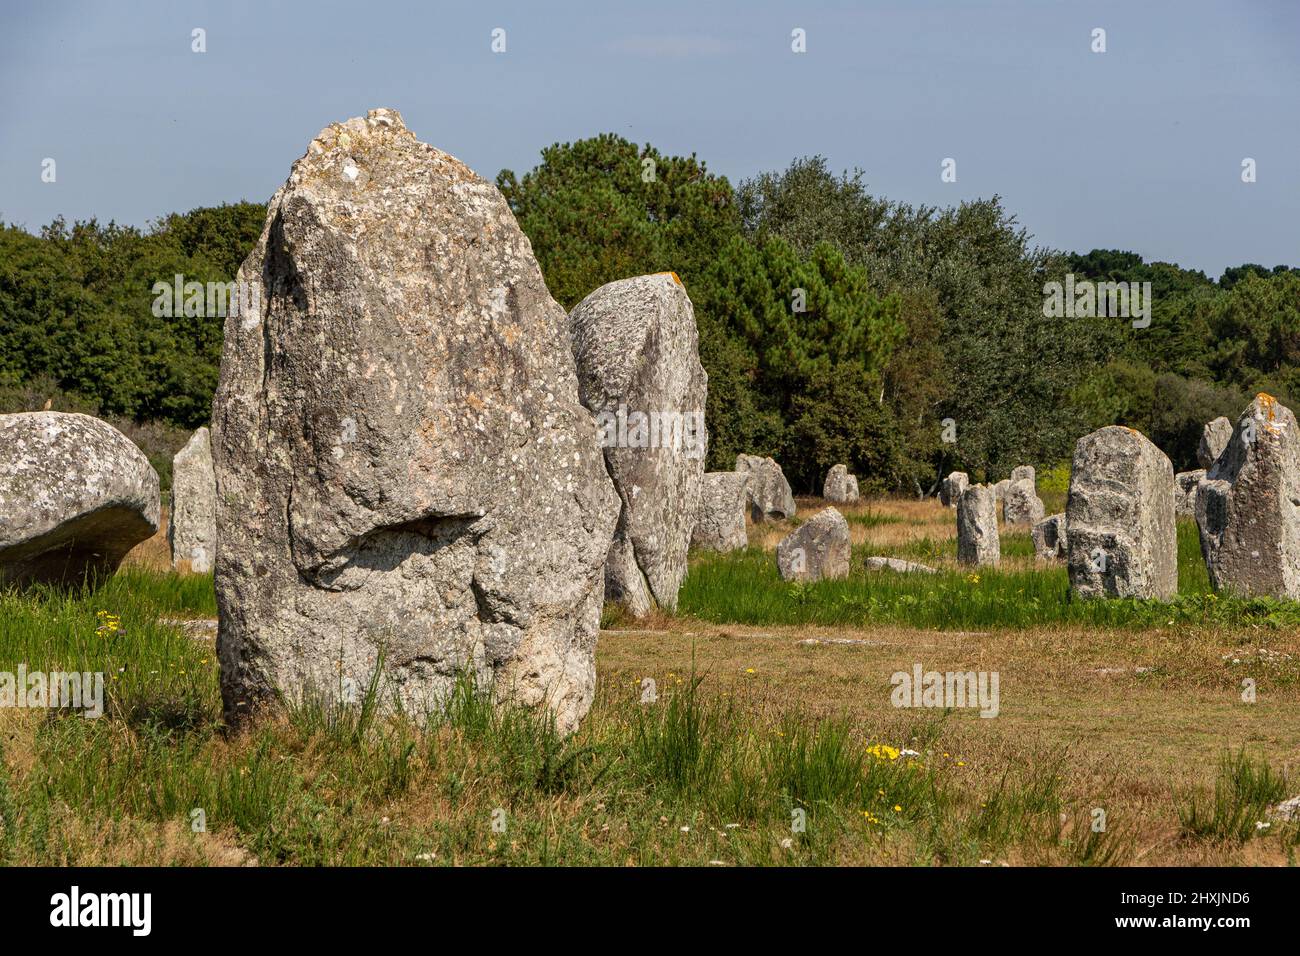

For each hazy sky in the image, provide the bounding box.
[1,0,1297,277]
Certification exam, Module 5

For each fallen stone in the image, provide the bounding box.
[1066,426,1177,599]
[823,463,860,504]
[169,426,217,573]
[776,507,850,582]
[211,109,619,733]
[570,273,708,617]
[957,484,1000,566]
[735,454,796,521]
[863,556,937,574]
[1032,512,1068,560]
[691,472,750,553]
[1196,394,1300,599]
[1197,416,1233,469]
[0,412,159,587]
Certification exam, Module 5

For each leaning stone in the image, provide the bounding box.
[957,484,1000,567]
[0,412,159,587]
[691,472,750,553]
[1066,426,1176,600]
[736,454,796,521]
[1174,469,1204,518]
[211,109,620,734]
[1031,513,1067,560]
[1002,478,1045,526]
[864,556,937,574]
[777,508,850,582]
[940,471,968,508]
[823,463,860,504]
[169,426,217,573]
[1197,416,1233,469]
[570,273,708,617]
[1196,394,1300,599]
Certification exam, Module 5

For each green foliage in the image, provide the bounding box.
[3,141,1298,498]
[497,133,739,310]
[1177,749,1290,844]
[0,203,265,429]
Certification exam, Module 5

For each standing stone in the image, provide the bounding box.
[569,273,707,617]
[169,426,217,573]
[1066,426,1176,600]
[1003,478,1045,526]
[736,454,796,521]
[1196,395,1300,599]
[823,463,859,504]
[1174,469,1204,518]
[692,472,750,553]
[957,485,1000,567]
[776,508,850,582]
[1011,465,1036,483]
[211,109,619,733]
[0,412,160,587]
[940,471,968,508]
[1032,513,1068,560]
[1197,416,1233,469]
[993,478,1012,502]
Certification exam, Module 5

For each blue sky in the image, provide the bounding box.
[1,0,1297,277]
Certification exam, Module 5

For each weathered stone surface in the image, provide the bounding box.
[864,556,937,574]
[1198,416,1233,469]
[169,426,217,573]
[211,109,619,733]
[1067,426,1176,600]
[823,463,859,504]
[940,471,968,508]
[1175,469,1204,518]
[691,472,750,553]
[736,454,796,521]
[1032,513,1067,560]
[569,273,707,617]
[1195,395,1300,599]
[776,508,850,582]
[0,412,159,587]
[957,484,1000,566]
[1011,465,1036,483]
[1002,477,1045,526]
[993,478,1011,501]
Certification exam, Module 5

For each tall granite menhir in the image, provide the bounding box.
[169,426,216,573]
[568,273,707,617]
[1067,426,1176,600]
[212,109,619,733]
[1196,395,1300,599]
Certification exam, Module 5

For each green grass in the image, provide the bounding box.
[1176,749,1293,845]
[680,523,1300,631]
[0,565,1295,865]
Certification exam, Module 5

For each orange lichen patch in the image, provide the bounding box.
[1256,393,1278,421]
[464,393,486,412]
[656,271,684,287]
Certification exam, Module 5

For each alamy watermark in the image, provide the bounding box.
[596,404,706,460]
[1,666,104,718]
[890,663,999,718]
[151,274,259,320]
[1042,273,1151,329]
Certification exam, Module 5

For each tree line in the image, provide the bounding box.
[2,134,1297,494]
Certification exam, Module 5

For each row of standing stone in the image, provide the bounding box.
[944,394,1300,600]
